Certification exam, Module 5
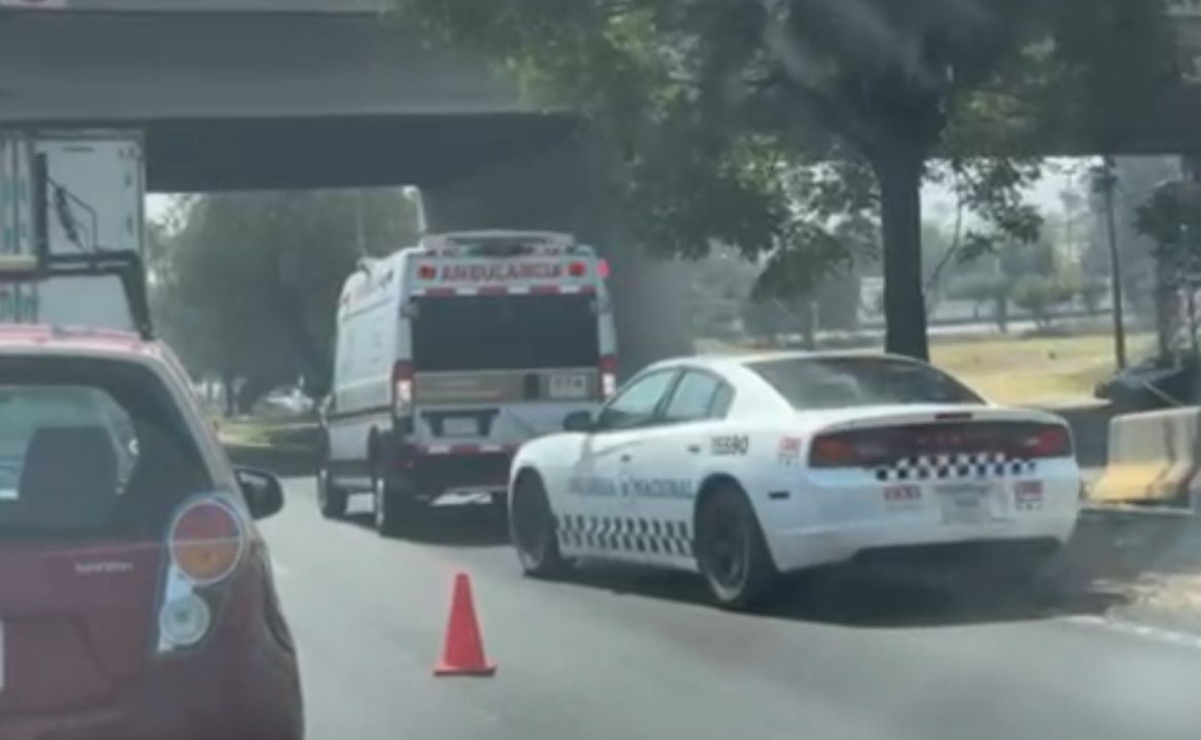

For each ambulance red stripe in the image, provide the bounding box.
[412,285,596,297]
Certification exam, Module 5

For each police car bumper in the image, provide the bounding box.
[761,474,1079,574]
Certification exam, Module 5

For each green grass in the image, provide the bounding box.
[697,331,1157,406]
[930,332,1155,405]
[215,418,319,450]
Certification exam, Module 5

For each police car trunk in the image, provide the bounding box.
[396,231,616,498]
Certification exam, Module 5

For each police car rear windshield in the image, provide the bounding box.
[747,356,984,409]
[0,357,213,542]
[412,294,600,372]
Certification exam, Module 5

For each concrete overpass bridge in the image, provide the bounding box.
[3,0,1201,366]
[0,0,693,369]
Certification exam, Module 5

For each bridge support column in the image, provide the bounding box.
[422,131,693,378]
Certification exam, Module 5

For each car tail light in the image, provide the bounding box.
[159,593,213,648]
[169,498,245,586]
[809,421,1073,469]
[809,431,900,469]
[392,360,414,418]
[600,355,618,399]
[568,261,587,277]
[1012,424,1071,459]
[157,497,246,654]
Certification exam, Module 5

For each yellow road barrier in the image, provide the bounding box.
[1090,407,1201,506]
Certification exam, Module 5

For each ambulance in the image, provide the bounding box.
[319,230,618,535]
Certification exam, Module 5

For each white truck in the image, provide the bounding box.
[0,129,145,330]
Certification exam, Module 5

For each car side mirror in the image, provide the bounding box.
[235,467,285,520]
[563,410,595,432]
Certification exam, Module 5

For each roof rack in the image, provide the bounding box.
[0,151,154,341]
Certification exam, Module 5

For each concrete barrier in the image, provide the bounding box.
[1089,406,1201,506]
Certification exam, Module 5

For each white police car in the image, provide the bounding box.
[507,351,1081,609]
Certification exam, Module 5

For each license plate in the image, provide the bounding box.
[548,373,589,400]
[938,484,989,524]
[442,418,478,437]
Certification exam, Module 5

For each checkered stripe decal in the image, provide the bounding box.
[556,515,693,557]
[873,452,1036,482]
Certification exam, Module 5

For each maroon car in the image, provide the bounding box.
[0,324,303,740]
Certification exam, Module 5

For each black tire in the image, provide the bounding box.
[695,484,777,610]
[316,466,348,520]
[510,474,569,578]
[373,475,417,538]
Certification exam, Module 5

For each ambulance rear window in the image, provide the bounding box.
[412,294,600,372]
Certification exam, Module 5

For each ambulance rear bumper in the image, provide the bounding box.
[393,447,513,498]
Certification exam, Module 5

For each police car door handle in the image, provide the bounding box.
[686,444,701,454]
[620,453,631,463]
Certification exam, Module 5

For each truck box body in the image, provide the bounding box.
[0,130,145,330]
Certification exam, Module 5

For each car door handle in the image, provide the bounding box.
[686,444,701,454]
[620,454,631,463]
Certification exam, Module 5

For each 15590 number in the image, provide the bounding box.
[711,435,749,456]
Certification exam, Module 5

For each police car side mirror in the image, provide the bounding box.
[563,410,595,432]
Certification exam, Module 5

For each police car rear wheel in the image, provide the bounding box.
[317,467,348,519]
[696,486,775,610]
[511,475,568,578]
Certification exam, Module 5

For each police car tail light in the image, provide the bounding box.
[600,355,618,399]
[809,431,897,469]
[568,261,587,277]
[597,258,611,279]
[810,435,863,468]
[392,361,414,417]
[1011,424,1071,459]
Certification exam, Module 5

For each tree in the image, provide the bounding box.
[1136,178,1201,353]
[154,189,419,411]
[946,273,1010,331]
[689,247,759,339]
[1011,273,1078,330]
[396,0,1178,360]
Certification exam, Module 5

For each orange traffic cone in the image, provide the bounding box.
[433,571,497,677]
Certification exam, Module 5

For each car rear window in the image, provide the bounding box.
[746,356,984,410]
[0,356,213,542]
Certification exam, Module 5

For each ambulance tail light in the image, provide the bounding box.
[392,361,414,418]
[600,355,618,399]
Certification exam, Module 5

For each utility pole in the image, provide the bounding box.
[1094,156,1127,369]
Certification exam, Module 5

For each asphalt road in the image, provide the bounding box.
[262,477,1201,740]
